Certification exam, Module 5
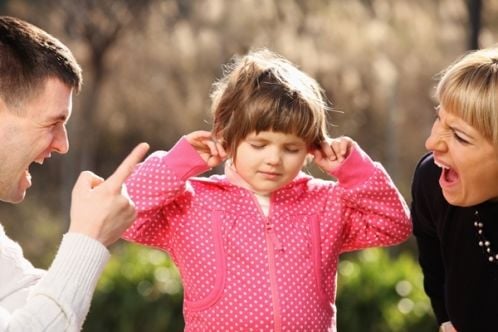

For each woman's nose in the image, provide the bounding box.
[425,123,446,152]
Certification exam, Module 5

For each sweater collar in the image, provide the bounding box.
[224,160,271,196]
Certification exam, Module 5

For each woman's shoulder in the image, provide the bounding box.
[414,153,438,176]
[411,152,448,210]
[412,153,441,189]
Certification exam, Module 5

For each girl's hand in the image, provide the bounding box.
[312,136,355,173]
[185,130,227,168]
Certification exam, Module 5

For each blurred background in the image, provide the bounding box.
[0,0,495,331]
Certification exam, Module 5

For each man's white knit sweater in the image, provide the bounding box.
[0,224,109,331]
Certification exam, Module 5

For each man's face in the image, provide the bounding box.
[0,78,73,203]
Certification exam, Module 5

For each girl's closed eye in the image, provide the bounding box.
[250,143,266,149]
[285,147,301,153]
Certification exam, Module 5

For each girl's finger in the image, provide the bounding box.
[215,141,227,159]
[203,138,219,157]
[320,141,336,160]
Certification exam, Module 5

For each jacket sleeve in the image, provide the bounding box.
[0,230,109,332]
[122,137,210,250]
[410,154,449,325]
[328,145,412,252]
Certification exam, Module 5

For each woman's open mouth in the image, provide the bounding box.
[435,160,459,188]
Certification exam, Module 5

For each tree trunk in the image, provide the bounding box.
[467,0,482,50]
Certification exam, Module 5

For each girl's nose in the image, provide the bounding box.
[265,148,282,165]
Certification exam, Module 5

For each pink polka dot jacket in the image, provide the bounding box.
[123,137,411,332]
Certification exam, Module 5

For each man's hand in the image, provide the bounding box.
[68,143,149,247]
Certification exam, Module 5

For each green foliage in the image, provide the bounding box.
[84,244,184,332]
[336,248,437,332]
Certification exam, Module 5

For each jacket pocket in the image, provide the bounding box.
[183,210,227,312]
[291,213,328,306]
[307,214,328,306]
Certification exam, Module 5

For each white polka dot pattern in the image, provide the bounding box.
[122,139,411,332]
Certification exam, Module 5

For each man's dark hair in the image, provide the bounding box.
[0,16,82,108]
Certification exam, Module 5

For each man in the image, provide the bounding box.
[0,16,149,331]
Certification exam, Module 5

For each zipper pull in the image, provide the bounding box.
[272,232,283,251]
[266,221,283,251]
[266,221,272,231]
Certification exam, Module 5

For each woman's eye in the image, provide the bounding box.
[285,148,300,153]
[250,144,265,149]
[454,133,469,144]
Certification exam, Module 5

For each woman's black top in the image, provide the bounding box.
[411,153,498,332]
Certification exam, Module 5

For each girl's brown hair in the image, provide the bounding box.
[210,49,330,157]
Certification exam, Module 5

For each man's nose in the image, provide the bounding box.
[52,125,69,154]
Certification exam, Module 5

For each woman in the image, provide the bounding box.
[412,47,498,332]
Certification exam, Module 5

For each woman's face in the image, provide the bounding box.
[425,106,498,206]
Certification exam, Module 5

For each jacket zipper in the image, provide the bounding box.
[265,219,282,332]
[251,194,282,332]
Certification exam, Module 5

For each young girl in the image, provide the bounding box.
[123,49,411,332]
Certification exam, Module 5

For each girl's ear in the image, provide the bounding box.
[304,153,314,166]
[305,144,317,166]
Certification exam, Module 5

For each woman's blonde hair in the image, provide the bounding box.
[436,47,498,144]
[210,49,330,157]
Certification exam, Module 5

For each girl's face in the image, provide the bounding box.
[425,106,498,206]
[234,130,308,195]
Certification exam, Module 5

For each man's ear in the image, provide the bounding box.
[0,93,26,115]
[0,97,7,113]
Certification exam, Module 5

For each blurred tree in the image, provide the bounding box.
[29,0,157,222]
[2,0,498,330]
[48,0,156,170]
[467,0,482,49]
